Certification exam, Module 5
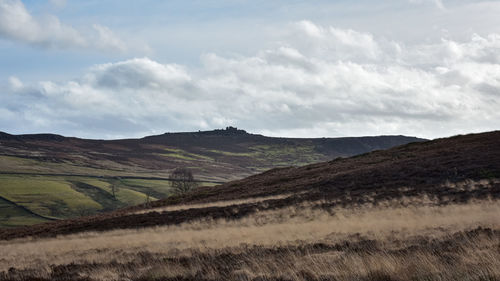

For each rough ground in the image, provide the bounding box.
[0,131,497,240]
[0,131,499,281]
[0,128,424,182]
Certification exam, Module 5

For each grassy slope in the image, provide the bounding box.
[0,173,224,227]
[0,130,424,227]
[0,147,370,228]
[0,155,156,178]
[0,197,48,228]
[0,174,177,227]
[0,175,101,218]
[146,131,500,208]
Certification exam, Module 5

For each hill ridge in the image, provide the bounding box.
[0,128,425,228]
[1,130,498,239]
[0,128,426,181]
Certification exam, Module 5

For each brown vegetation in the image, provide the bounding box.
[0,131,499,280]
[0,199,499,281]
[0,131,498,240]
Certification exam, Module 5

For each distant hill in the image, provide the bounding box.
[0,127,424,181]
[0,128,424,227]
[1,131,498,239]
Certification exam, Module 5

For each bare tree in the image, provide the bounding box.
[111,177,120,200]
[111,184,117,199]
[169,167,199,194]
[144,194,151,208]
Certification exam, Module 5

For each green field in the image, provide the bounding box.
[0,174,177,228]
[0,175,102,218]
[0,197,48,228]
[0,155,169,178]
[249,144,326,166]
[207,144,327,167]
[159,148,213,161]
[0,144,325,228]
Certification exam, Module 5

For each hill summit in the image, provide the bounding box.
[0,128,425,182]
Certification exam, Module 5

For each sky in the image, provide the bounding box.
[1,0,499,139]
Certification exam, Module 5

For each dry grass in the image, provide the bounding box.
[1,198,500,280]
[133,193,294,214]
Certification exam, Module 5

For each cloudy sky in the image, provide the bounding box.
[1,0,499,139]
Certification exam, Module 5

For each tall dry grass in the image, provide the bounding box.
[1,198,499,280]
[141,232,500,281]
[133,193,294,214]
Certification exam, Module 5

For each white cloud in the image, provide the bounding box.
[92,24,127,53]
[293,20,382,61]
[88,58,191,90]
[0,0,127,52]
[8,76,23,91]
[1,21,499,139]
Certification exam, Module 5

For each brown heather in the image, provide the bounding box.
[1,197,499,281]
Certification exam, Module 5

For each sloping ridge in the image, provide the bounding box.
[155,130,500,204]
[1,131,498,240]
[0,129,425,181]
[0,132,67,141]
